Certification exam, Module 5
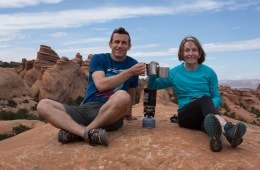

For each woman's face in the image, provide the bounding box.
[182,41,200,65]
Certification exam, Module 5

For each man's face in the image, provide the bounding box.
[109,33,131,60]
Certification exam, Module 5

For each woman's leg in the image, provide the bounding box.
[178,96,219,130]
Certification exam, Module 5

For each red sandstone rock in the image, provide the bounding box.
[0,103,259,169]
[0,68,33,99]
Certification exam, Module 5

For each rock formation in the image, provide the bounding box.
[0,68,33,99]
[0,44,260,168]
[219,85,260,125]
[81,54,93,76]
[16,45,60,88]
[0,103,259,169]
[36,57,87,103]
[72,52,83,66]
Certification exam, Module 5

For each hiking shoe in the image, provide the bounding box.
[84,129,108,146]
[224,122,246,148]
[204,114,223,152]
[58,129,84,144]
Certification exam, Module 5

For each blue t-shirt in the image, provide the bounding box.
[82,53,139,104]
[148,63,221,110]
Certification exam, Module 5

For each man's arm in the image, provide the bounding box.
[92,62,145,92]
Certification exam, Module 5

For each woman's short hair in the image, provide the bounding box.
[177,36,205,64]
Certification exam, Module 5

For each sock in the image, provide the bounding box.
[83,130,89,141]
[215,115,227,133]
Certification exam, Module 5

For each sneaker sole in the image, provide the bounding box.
[58,130,67,144]
[204,114,223,152]
[58,129,84,144]
[99,129,109,146]
[231,123,246,148]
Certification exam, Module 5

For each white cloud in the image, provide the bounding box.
[56,46,110,59]
[1,47,37,62]
[130,51,174,58]
[0,0,63,8]
[0,29,25,42]
[0,7,170,30]
[133,44,159,49]
[203,38,260,52]
[2,1,259,30]
[61,38,108,46]
[49,32,67,38]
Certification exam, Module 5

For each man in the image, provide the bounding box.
[37,27,146,146]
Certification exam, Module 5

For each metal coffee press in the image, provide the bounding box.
[142,88,157,128]
[142,63,169,128]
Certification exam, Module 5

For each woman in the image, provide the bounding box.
[148,36,246,152]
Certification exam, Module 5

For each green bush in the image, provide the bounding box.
[0,109,41,120]
[0,125,31,141]
[13,125,31,135]
[23,99,29,103]
[0,110,15,120]
[250,107,260,117]
[7,99,17,107]
[0,62,20,68]
[221,102,230,112]
[0,133,14,140]
[222,111,236,119]
[31,103,37,110]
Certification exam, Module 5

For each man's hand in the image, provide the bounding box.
[127,62,146,76]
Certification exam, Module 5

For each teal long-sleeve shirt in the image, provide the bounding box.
[148,63,221,111]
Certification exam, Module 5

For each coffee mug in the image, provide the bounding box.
[146,63,157,76]
[157,67,169,78]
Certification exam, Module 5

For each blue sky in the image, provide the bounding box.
[0,0,260,80]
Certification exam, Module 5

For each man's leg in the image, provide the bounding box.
[37,99,86,138]
[86,90,131,130]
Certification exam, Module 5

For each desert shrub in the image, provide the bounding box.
[31,103,37,110]
[15,108,29,119]
[0,62,11,68]
[0,125,31,141]
[223,111,236,119]
[0,133,14,140]
[221,102,230,112]
[23,99,29,103]
[250,107,260,117]
[230,112,236,119]
[0,110,15,120]
[0,109,40,120]
[13,125,31,135]
[0,62,19,68]
[251,120,257,125]
[7,99,17,107]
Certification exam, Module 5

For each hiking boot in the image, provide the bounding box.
[204,114,223,152]
[84,128,108,146]
[58,129,84,144]
[224,122,246,148]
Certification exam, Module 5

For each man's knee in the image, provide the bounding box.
[113,90,131,105]
[37,99,53,117]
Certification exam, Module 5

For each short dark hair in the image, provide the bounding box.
[109,27,131,45]
[177,36,205,64]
